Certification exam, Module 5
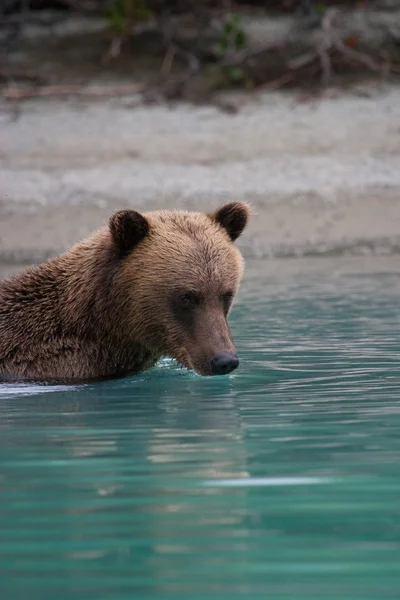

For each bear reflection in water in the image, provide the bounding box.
[0,202,250,383]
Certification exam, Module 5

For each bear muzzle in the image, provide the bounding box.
[172,312,239,376]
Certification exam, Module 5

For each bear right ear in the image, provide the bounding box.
[209,202,250,242]
[109,210,149,257]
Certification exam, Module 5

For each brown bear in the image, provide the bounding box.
[0,202,250,383]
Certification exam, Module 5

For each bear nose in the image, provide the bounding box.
[209,352,239,376]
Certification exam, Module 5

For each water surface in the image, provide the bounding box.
[1,257,400,599]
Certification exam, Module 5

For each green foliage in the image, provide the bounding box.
[315,3,326,15]
[203,13,250,89]
[219,13,247,56]
[104,3,251,90]
[105,0,152,35]
[205,63,252,90]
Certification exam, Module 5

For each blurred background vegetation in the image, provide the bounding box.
[1,1,400,102]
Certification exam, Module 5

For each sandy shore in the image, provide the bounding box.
[1,85,400,264]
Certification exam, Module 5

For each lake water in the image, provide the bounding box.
[1,257,400,599]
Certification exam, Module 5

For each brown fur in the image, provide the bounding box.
[0,202,250,382]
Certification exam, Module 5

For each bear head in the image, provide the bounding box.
[109,202,250,376]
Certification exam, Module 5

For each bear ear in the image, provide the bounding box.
[109,210,149,257]
[209,202,250,242]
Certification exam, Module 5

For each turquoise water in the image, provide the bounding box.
[1,257,400,599]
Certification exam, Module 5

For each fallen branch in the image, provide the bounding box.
[316,7,383,86]
[219,5,400,90]
[160,44,177,76]
[3,83,145,100]
[255,72,296,92]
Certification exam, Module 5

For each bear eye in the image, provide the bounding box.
[222,291,234,312]
[179,292,200,309]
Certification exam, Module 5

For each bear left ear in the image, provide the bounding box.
[109,210,149,257]
[209,202,250,242]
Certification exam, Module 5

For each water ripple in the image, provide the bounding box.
[1,257,400,599]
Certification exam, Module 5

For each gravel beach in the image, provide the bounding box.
[1,85,399,264]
